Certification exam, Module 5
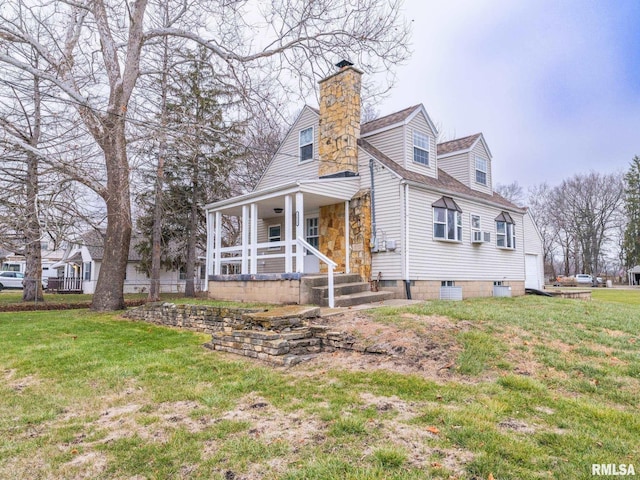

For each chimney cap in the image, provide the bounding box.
[336,59,354,69]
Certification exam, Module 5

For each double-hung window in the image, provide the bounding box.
[495,212,516,249]
[475,156,487,185]
[413,131,430,166]
[299,127,313,162]
[432,196,462,241]
[471,214,481,242]
[268,224,281,248]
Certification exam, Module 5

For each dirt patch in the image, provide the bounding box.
[291,311,473,380]
[498,418,537,434]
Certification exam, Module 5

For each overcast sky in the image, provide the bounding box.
[377,0,640,189]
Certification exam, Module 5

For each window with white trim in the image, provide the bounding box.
[432,196,462,241]
[305,217,319,251]
[471,214,481,241]
[441,280,455,287]
[268,224,281,246]
[299,127,313,162]
[475,156,488,185]
[495,212,516,249]
[413,131,430,166]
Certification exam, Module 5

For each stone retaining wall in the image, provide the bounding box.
[124,303,396,366]
[123,303,262,334]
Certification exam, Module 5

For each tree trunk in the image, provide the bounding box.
[22,154,44,302]
[148,10,171,303]
[23,72,43,303]
[184,172,198,297]
[91,119,131,311]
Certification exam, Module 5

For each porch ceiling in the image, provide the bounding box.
[208,178,360,218]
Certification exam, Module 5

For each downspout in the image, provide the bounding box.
[369,158,377,251]
[403,182,411,299]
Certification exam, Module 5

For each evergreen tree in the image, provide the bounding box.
[623,156,640,268]
[136,48,243,296]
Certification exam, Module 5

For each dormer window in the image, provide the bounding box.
[413,131,430,166]
[299,127,313,162]
[475,156,487,185]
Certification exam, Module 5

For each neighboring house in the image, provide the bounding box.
[53,231,205,294]
[0,241,65,284]
[204,61,545,306]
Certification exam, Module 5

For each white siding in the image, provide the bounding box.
[256,107,320,190]
[403,112,438,178]
[370,166,403,279]
[362,125,405,165]
[470,141,493,195]
[523,211,545,288]
[406,186,525,282]
[438,152,470,185]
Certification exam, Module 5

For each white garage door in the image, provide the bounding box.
[525,254,541,289]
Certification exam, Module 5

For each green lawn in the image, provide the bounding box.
[0,292,639,479]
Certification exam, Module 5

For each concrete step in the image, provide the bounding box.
[321,290,395,308]
[312,282,370,304]
[301,273,363,287]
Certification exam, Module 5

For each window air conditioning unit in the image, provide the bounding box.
[472,231,491,243]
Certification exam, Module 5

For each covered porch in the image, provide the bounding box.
[205,178,364,307]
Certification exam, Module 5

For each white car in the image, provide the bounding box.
[0,271,25,290]
[575,274,593,284]
[0,271,47,290]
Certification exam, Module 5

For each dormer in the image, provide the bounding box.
[437,133,493,194]
[360,104,439,179]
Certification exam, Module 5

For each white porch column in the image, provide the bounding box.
[241,205,249,274]
[345,200,350,274]
[284,195,293,273]
[205,210,214,290]
[250,203,258,274]
[295,192,304,272]
[214,211,222,275]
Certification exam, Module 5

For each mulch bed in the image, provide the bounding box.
[0,299,147,312]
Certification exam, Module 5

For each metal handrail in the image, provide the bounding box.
[297,238,337,308]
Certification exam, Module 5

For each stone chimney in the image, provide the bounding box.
[318,60,363,178]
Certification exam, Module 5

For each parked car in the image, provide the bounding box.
[0,271,25,290]
[0,271,47,291]
[575,274,593,284]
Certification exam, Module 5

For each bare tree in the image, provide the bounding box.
[0,0,410,310]
[495,181,525,207]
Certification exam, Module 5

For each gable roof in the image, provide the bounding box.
[358,138,522,212]
[77,230,142,262]
[361,105,422,135]
[437,133,482,156]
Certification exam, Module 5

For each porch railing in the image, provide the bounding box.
[47,276,83,293]
[296,238,337,308]
[212,238,338,308]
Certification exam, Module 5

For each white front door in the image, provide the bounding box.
[303,216,320,273]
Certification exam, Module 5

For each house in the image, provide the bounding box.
[0,240,65,284]
[52,231,205,294]
[204,61,544,306]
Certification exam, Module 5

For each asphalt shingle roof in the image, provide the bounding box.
[358,138,521,211]
[360,105,422,135]
[437,133,482,155]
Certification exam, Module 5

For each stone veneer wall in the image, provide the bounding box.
[319,202,346,274]
[348,190,372,281]
[317,65,362,177]
[318,191,372,279]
